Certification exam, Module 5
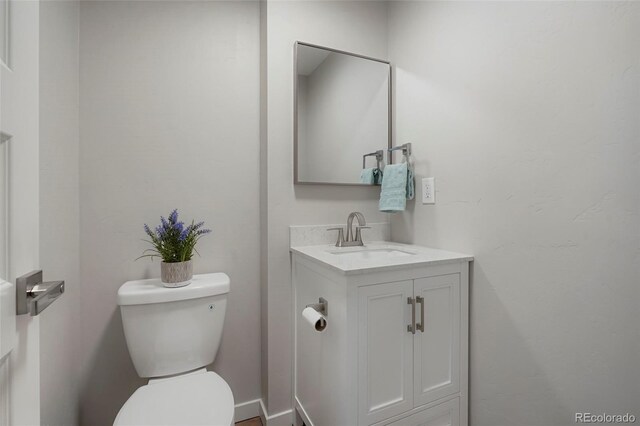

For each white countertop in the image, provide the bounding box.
[290,241,473,275]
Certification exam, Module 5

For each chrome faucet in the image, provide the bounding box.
[327,212,371,247]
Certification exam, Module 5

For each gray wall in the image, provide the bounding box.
[36,2,640,424]
[79,2,261,424]
[39,1,81,425]
[388,2,640,424]
[263,0,390,414]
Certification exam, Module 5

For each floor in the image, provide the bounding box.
[236,417,263,426]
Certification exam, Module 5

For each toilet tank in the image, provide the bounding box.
[117,273,229,378]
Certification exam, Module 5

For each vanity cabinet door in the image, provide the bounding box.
[386,398,460,426]
[413,275,460,407]
[358,281,414,425]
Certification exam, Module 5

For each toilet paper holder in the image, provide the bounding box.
[306,297,328,316]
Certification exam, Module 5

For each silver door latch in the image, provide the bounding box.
[16,270,65,316]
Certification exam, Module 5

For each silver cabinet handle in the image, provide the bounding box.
[16,270,65,316]
[407,297,416,334]
[416,296,425,332]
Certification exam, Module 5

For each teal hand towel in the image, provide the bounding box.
[406,166,415,200]
[360,168,375,184]
[379,163,409,212]
[373,168,383,185]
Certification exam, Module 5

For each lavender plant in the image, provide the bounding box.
[139,209,211,263]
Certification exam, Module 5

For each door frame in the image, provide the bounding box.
[0,0,41,424]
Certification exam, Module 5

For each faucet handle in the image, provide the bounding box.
[355,226,371,244]
[327,227,345,247]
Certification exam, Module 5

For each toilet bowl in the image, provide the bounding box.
[114,369,234,425]
[114,273,234,426]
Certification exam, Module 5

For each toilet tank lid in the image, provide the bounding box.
[118,273,230,306]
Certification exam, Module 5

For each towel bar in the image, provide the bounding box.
[362,150,384,169]
[388,143,412,163]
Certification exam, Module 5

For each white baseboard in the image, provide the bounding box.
[234,399,261,422]
[259,399,293,426]
[294,397,312,426]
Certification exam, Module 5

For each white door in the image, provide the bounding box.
[358,281,414,425]
[413,275,460,407]
[0,0,42,424]
[386,398,459,426]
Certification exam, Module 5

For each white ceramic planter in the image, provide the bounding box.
[161,260,193,288]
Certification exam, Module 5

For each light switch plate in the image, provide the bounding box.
[422,177,435,204]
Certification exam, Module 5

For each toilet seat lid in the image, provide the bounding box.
[114,370,234,426]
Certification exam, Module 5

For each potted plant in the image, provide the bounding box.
[139,209,211,288]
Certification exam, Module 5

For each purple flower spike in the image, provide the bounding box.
[175,222,185,239]
[138,210,211,264]
[169,209,179,225]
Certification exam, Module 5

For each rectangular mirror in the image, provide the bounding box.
[294,42,391,185]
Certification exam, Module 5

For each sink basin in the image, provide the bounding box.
[292,240,473,274]
[327,248,415,261]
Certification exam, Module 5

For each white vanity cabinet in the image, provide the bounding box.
[292,243,472,426]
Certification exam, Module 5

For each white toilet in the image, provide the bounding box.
[114,273,234,426]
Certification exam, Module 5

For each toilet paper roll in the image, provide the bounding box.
[302,306,327,332]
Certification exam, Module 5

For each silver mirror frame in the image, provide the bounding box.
[293,41,392,186]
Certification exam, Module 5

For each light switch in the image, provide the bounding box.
[422,177,435,204]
